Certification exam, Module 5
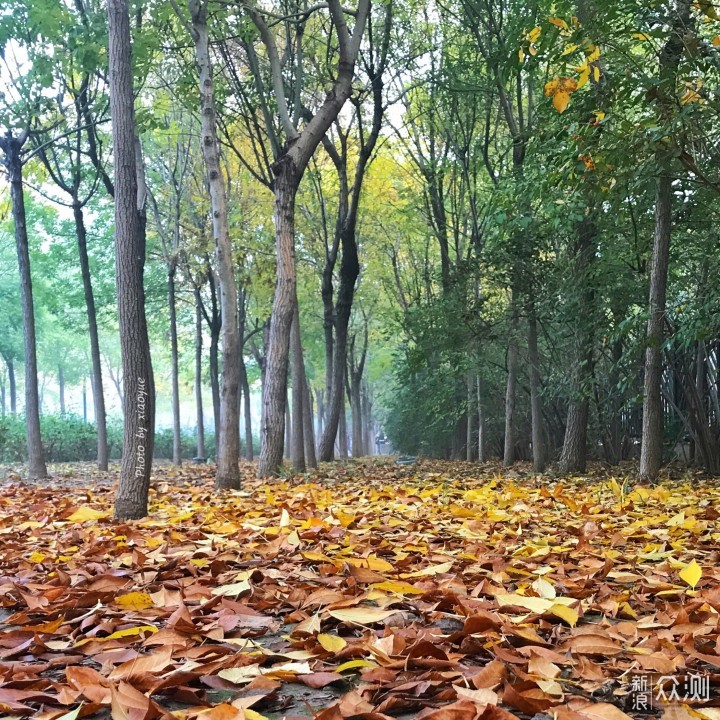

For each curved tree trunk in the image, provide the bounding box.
[168,265,182,465]
[108,0,155,519]
[194,287,205,460]
[188,0,240,489]
[74,202,108,469]
[0,134,47,480]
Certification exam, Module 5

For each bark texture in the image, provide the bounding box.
[107,0,155,520]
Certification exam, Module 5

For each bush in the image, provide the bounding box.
[0,413,254,463]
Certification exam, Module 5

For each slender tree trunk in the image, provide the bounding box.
[83,378,87,422]
[503,289,519,467]
[303,376,317,468]
[339,393,348,458]
[209,323,220,436]
[640,0,690,481]
[168,266,182,465]
[194,287,205,459]
[108,0,155,520]
[259,163,299,476]
[290,303,305,472]
[319,228,359,461]
[58,366,66,414]
[466,372,474,462]
[0,374,4,417]
[73,202,108,469]
[0,134,47,480]
[528,307,546,472]
[477,374,486,463]
[8,359,16,416]
[316,388,324,449]
[239,356,253,460]
[640,171,673,481]
[351,376,363,457]
[188,0,240,489]
[285,392,292,461]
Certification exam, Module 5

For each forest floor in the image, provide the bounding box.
[0,458,719,720]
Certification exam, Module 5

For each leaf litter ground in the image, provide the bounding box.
[1,458,720,720]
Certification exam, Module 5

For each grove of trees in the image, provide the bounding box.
[1,0,719,519]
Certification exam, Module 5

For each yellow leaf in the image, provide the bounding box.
[280,508,291,527]
[68,506,110,522]
[317,633,348,652]
[549,603,579,626]
[519,48,526,62]
[586,45,601,63]
[680,559,702,589]
[562,44,579,56]
[713,36,720,47]
[527,26,541,43]
[544,79,559,96]
[29,551,46,563]
[548,17,569,31]
[402,560,454,577]
[211,580,251,597]
[372,580,425,595]
[577,68,590,89]
[633,33,650,41]
[302,550,332,563]
[328,607,401,625]
[531,577,556,599]
[336,659,379,673]
[115,592,154,610]
[108,625,158,640]
[553,91,571,113]
[593,66,601,82]
[243,711,270,720]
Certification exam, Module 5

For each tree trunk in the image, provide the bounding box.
[194,286,206,460]
[477,375,486,463]
[168,266,182,465]
[83,378,87,422]
[339,393,348,458]
[318,227,359,461]
[528,308,546,472]
[290,303,306,472]
[503,290,518,467]
[239,355,253,460]
[466,372,474,462]
[285,392,292,461]
[209,322,220,437]
[58,366,66,414]
[108,0,155,520]
[303,375,317,469]
[188,0,241,489]
[8,359,16,416]
[640,171,673,481]
[73,202,108,469]
[0,134,47,480]
[258,162,298,476]
[316,388,324,449]
[351,376,363,457]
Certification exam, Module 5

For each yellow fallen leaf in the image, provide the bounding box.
[106,625,158,640]
[29,551,46,563]
[115,591,155,610]
[328,607,401,625]
[336,659,379,672]
[549,603,579,626]
[371,580,425,595]
[317,633,348,652]
[212,580,251,597]
[680,559,702,589]
[68,506,110,522]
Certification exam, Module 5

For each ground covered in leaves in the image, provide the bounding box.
[1,459,720,720]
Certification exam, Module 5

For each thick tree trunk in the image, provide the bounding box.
[108,0,155,519]
[188,0,240,489]
[73,202,108,469]
[58,366,66,414]
[477,375,486,463]
[0,134,47,480]
[290,303,305,472]
[640,171,673,481]
[303,377,317,468]
[194,287,205,460]
[528,308,546,472]
[259,163,298,476]
[168,266,182,465]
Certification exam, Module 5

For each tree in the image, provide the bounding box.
[107,0,156,519]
